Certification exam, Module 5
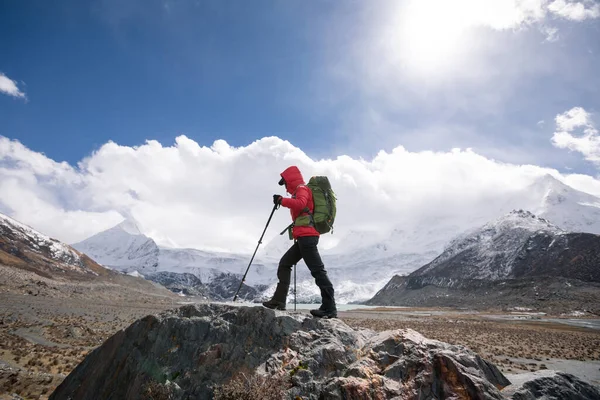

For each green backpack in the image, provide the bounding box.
[296,176,337,234]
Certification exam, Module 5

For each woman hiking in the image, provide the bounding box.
[262,166,337,318]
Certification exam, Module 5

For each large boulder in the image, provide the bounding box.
[49,304,595,399]
[502,370,600,399]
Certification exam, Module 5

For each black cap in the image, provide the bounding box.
[278,177,285,186]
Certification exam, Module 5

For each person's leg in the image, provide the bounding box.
[297,236,337,318]
[262,241,302,310]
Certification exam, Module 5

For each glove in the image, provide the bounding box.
[273,194,282,205]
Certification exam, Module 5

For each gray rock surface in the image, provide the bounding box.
[502,370,600,399]
[49,304,597,399]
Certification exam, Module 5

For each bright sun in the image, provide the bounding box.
[402,2,470,69]
[388,0,513,77]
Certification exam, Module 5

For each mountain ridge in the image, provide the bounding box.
[367,209,600,311]
[63,175,600,303]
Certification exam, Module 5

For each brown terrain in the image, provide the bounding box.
[0,264,177,400]
[3,271,600,400]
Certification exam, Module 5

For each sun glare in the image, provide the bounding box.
[387,0,514,77]
[400,1,469,70]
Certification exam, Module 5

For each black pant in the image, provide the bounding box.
[277,236,335,309]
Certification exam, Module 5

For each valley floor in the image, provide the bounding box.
[0,265,175,400]
[2,278,600,399]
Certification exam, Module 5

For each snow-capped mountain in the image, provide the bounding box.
[528,174,600,234]
[73,220,160,274]
[72,219,275,301]
[0,212,105,276]
[69,174,600,304]
[367,209,600,309]
[412,210,564,280]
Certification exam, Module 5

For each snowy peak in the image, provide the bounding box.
[413,210,567,280]
[0,212,105,276]
[530,175,585,207]
[529,174,570,193]
[71,220,256,287]
[72,219,160,274]
[486,209,562,234]
[524,174,600,234]
[113,218,143,236]
[435,209,560,267]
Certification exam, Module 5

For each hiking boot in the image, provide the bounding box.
[262,299,286,310]
[262,283,288,311]
[310,286,336,318]
[310,308,337,318]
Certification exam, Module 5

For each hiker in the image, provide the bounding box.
[262,166,338,318]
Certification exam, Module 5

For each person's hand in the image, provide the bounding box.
[273,194,282,205]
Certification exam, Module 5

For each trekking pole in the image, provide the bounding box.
[293,239,297,311]
[233,204,279,302]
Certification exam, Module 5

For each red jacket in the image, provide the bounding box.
[279,166,320,239]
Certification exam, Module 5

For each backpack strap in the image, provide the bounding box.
[295,185,315,227]
[279,185,315,238]
[280,223,294,239]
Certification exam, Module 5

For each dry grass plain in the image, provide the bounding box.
[0,265,175,400]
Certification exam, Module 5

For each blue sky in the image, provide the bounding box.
[1,0,599,172]
[1,1,342,163]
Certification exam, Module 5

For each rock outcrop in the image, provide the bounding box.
[50,304,599,399]
[502,370,600,399]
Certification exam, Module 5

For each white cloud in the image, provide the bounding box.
[402,0,600,30]
[551,107,600,165]
[2,135,599,253]
[563,173,600,197]
[548,0,600,21]
[0,72,26,99]
[555,106,593,131]
[540,25,560,41]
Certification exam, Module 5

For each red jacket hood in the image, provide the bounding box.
[280,166,305,194]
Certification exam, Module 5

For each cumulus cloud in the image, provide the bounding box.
[415,0,600,30]
[551,107,600,165]
[548,0,600,21]
[2,135,599,253]
[0,138,123,242]
[0,72,26,99]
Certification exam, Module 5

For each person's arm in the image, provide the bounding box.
[280,186,310,212]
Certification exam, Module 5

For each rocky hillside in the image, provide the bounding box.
[413,210,600,282]
[49,304,600,400]
[0,212,107,279]
[367,210,600,312]
[0,212,178,302]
